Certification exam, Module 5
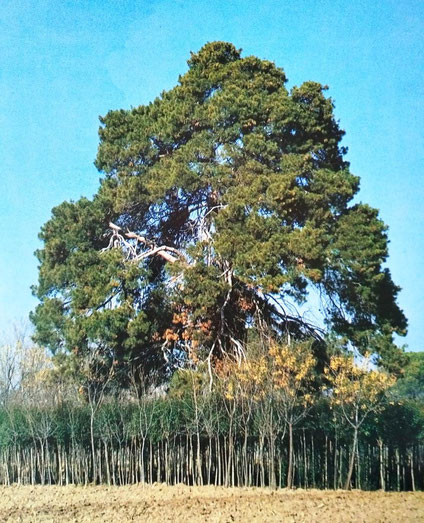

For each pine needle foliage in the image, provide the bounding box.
[31,42,406,379]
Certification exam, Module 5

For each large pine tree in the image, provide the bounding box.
[31,42,407,379]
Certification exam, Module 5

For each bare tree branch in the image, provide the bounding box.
[102,222,187,265]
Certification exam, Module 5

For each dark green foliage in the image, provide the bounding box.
[395,352,424,400]
[31,195,172,379]
[32,42,407,376]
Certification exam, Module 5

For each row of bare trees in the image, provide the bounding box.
[0,333,422,490]
[0,396,422,490]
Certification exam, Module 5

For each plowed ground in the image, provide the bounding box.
[0,485,423,522]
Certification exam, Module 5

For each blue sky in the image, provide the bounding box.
[0,0,423,350]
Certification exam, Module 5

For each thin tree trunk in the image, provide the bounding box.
[378,439,385,491]
[409,449,416,492]
[396,447,400,491]
[90,411,96,484]
[345,427,358,490]
[104,441,111,486]
[287,422,294,489]
[303,429,308,489]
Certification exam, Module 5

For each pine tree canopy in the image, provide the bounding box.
[31,42,407,379]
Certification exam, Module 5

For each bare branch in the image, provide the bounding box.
[102,224,187,265]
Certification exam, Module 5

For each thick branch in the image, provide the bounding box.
[103,222,187,265]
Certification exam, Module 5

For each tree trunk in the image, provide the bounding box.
[378,439,385,491]
[345,427,358,490]
[287,422,294,489]
[396,447,400,491]
[90,411,96,484]
[409,449,415,492]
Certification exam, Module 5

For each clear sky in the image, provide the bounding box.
[0,0,423,350]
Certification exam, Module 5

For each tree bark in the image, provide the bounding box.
[345,427,358,490]
[378,439,385,491]
[287,422,294,489]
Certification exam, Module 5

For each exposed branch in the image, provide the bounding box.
[102,222,187,265]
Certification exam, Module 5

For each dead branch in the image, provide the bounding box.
[102,222,186,265]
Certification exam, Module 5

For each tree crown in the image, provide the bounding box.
[31,42,407,381]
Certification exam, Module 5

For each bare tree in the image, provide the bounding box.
[79,347,115,483]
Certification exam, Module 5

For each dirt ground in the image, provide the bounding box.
[0,484,422,522]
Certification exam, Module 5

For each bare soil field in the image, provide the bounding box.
[0,484,422,522]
